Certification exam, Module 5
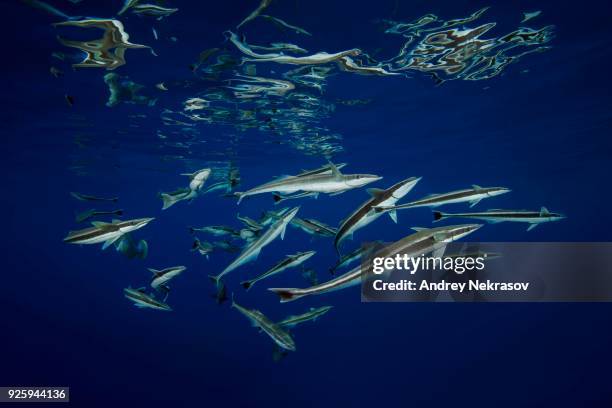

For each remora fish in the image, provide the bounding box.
[235,162,381,204]
[290,218,337,237]
[70,192,118,203]
[335,177,421,254]
[160,188,197,210]
[182,168,211,191]
[149,266,186,291]
[375,185,510,213]
[75,208,123,223]
[236,0,272,29]
[64,218,154,249]
[241,251,316,290]
[210,207,299,283]
[269,224,482,302]
[433,207,565,231]
[277,306,333,328]
[232,297,296,351]
[273,191,319,204]
[124,287,171,311]
[189,225,239,237]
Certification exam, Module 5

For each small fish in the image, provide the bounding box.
[375,185,510,213]
[149,266,186,291]
[234,162,380,204]
[160,188,197,210]
[232,297,296,351]
[181,168,211,191]
[64,218,154,249]
[124,287,171,311]
[290,217,337,238]
[241,251,316,290]
[192,237,214,258]
[269,224,482,302]
[433,207,565,231]
[277,306,332,328]
[259,14,311,36]
[70,192,118,203]
[521,10,541,23]
[75,209,124,223]
[210,207,299,284]
[335,177,421,254]
[236,0,272,29]
[189,225,239,238]
[273,191,319,204]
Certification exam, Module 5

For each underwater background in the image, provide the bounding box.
[2,0,612,406]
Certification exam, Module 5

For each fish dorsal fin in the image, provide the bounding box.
[472,184,483,190]
[148,268,160,275]
[412,227,427,232]
[540,207,550,216]
[328,161,341,179]
[366,188,385,198]
[91,221,108,227]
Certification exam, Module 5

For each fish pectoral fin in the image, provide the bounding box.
[102,235,122,250]
[280,224,288,240]
[388,210,398,224]
[328,161,342,179]
[527,223,538,232]
[469,199,482,208]
[431,244,447,258]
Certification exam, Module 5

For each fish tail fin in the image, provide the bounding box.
[240,280,252,290]
[208,275,221,286]
[235,192,244,204]
[272,194,282,204]
[160,193,175,210]
[433,211,447,222]
[268,288,303,303]
[188,226,195,234]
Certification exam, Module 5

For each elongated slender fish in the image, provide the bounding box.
[160,188,197,210]
[235,162,381,204]
[241,251,316,290]
[232,297,296,351]
[269,224,482,302]
[210,207,299,283]
[189,225,239,237]
[70,192,118,203]
[433,207,564,231]
[182,168,211,191]
[236,0,272,29]
[335,177,421,254]
[277,306,333,328]
[273,191,319,204]
[237,214,263,231]
[259,14,311,35]
[75,209,123,223]
[290,217,337,237]
[124,287,171,311]
[149,266,186,291]
[64,218,154,249]
[375,185,510,213]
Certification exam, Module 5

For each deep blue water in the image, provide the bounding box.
[2,0,612,406]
